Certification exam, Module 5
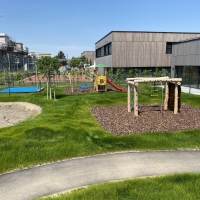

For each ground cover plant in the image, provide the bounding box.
[38,173,200,200]
[0,85,200,174]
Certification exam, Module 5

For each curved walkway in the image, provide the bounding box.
[1,150,200,200]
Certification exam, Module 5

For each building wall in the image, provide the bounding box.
[172,39,200,66]
[81,51,95,64]
[95,31,200,69]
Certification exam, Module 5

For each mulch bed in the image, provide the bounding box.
[64,87,122,95]
[64,88,200,135]
[90,104,200,135]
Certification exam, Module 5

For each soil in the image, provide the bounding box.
[90,104,200,135]
[0,102,42,128]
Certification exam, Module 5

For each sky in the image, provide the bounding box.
[1,0,200,59]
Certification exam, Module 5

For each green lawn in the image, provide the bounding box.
[0,86,200,173]
[1,86,200,199]
[38,173,200,200]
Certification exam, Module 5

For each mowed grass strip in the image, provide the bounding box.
[0,86,200,173]
[38,173,200,200]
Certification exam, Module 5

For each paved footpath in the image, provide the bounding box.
[1,150,200,200]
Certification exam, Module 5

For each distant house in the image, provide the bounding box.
[95,31,200,76]
[29,52,51,60]
[81,51,95,65]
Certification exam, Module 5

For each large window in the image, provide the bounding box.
[96,42,112,58]
[166,42,173,54]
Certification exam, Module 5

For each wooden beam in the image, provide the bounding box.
[134,78,182,83]
[134,84,138,116]
[128,84,131,112]
[174,82,178,114]
[164,82,169,110]
[126,76,169,81]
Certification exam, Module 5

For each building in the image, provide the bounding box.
[29,52,51,60]
[0,33,35,72]
[171,37,200,89]
[81,51,95,65]
[95,31,200,75]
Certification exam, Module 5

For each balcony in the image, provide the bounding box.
[0,42,7,50]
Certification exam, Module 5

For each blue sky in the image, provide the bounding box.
[1,0,200,58]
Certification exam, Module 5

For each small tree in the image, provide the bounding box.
[36,56,61,100]
[115,69,121,85]
[89,59,92,66]
[142,69,152,77]
[107,68,114,81]
[154,68,162,77]
[69,57,79,68]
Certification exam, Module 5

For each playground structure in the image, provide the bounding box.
[94,63,124,92]
[126,77,182,116]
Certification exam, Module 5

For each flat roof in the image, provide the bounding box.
[173,37,200,45]
[95,31,200,44]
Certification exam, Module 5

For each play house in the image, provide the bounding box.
[94,63,124,92]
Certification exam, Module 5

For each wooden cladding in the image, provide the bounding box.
[112,41,171,67]
[112,32,200,42]
[96,31,200,68]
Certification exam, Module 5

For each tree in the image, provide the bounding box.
[36,56,61,100]
[55,51,65,59]
[89,59,92,66]
[69,57,80,68]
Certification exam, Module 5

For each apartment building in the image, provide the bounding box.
[0,33,34,72]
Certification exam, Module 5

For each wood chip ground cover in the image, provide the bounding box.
[90,104,200,135]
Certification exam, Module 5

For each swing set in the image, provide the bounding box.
[126,77,182,117]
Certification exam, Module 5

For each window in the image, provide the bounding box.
[108,43,112,54]
[96,48,101,58]
[96,42,112,58]
[166,42,173,54]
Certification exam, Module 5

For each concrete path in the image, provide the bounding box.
[1,150,200,200]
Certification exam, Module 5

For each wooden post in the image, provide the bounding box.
[134,83,138,116]
[174,82,178,114]
[164,82,169,110]
[128,84,131,112]
[105,70,107,92]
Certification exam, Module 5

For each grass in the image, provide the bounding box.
[0,85,200,174]
[38,173,200,200]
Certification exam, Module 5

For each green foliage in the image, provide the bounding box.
[55,51,66,59]
[115,68,125,85]
[69,56,89,68]
[89,59,92,66]
[142,69,152,77]
[154,67,162,77]
[107,68,114,80]
[128,68,138,78]
[36,56,61,79]
[69,57,79,68]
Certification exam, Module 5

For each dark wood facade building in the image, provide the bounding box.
[95,31,200,75]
